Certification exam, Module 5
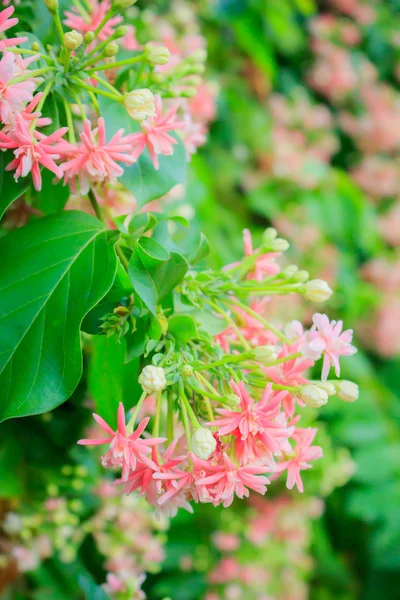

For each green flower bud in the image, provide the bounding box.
[64,30,83,50]
[115,25,129,38]
[31,42,40,52]
[105,42,119,57]
[181,364,194,379]
[84,31,95,45]
[44,0,58,14]
[145,43,171,66]
[113,0,137,9]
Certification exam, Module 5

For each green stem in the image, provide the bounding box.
[62,96,76,143]
[88,189,104,222]
[167,394,174,444]
[179,381,200,429]
[86,54,145,73]
[93,8,115,37]
[180,398,191,448]
[71,0,91,20]
[90,73,123,95]
[53,10,65,41]
[269,352,302,366]
[30,79,53,132]
[126,391,147,434]
[71,76,122,101]
[10,67,56,84]
[194,351,253,371]
[7,48,53,63]
[272,384,299,393]
[64,48,72,75]
[205,298,251,350]
[152,391,162,437]
[193,373,215,421]
[225,298,288,344]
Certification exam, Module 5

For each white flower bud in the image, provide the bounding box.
[64,30,83,50]
[262,227,278,243]
[271,237,289,252]
[293,270,309,283]
[336,380,359,402]
[317,381,336,396]
[138,365,167,394]
[145,43,171,65]
[304,279,333,303]
[282,264,298,278]
[301,384,329,408]
[192,428,216,460]
[254,345,278,365]
[124,89,156,122]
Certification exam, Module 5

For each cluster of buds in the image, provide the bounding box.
[80,228,359,515]
[0,0,213,200]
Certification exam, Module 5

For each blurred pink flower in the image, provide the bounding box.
[276,428,323,493]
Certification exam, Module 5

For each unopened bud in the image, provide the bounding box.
[64,30,83,50]
[336,380,359,402]
[262,227,278,243]
[31,42,40,52]
[44,0,58,14]
[192,428,216,460]
[293,270,309,283]
[254,345,278,365]
[105,42,118,57]
[84,31,95,45]
[124,88,156,122]
[304,279,333,303]
[272,237,289,252]
[145,43,170,66]
[301,384,329,408]
[188,49,207,63]
[113,0,137,9]
[282,264,298,278]
[317,381,336,396]
[115,25,129,38]
[181,364,194,379]
[138,365,166,394]
[225,393,240,407]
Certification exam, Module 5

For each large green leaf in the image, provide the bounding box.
[99,96,187,207]
[0,211,118,422]
[0,152,30,219]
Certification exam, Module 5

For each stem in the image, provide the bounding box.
[30,79,53,132]
[179,381,200,429]
[205,298,251,350]
[64,49,72,75]
[9,67,56,84]
[90,73,123,95]
[86,54,145,73]
[195,351,253,371]
[225,298,288,344]
[7,48,53,64]
[269,352,302,366]
[88,189,104,222]
[193,373,214,421]
[180,398,191,448]
[62,96,76,143]
[53,10,65,41]
[272,384,299,393]
[71,0,91,20]
[93,8,115,37]
[152,391,162,437]
[167,394,174,444]
[70,88,86,120]
[126,391,147,434]
[71,76,122,101]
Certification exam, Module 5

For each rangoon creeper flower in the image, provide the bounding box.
[335,380,359,402]
[304,279,333,302]
[300,384,329,408]
[276,428,323,493]
[0,52,36,122]
[139,365,167,394]
[0,6,27,49]
[124,89,156,122]
[192,428,217,460]
[64,0,122,43]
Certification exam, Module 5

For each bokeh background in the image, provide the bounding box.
[1,0,400,599]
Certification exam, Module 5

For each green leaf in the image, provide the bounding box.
[98,97,186,207]
[128,252,158,316]
[189,232,210,264]
[168,315,199,344]
[88,336,140,427]
[125,314,149,363]
[137,236,170,266]
[153,251,189,301]
[0,211,118,422]
[34,168,70,215]
[0,152,30,219]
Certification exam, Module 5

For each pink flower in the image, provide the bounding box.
[130,95,184,169]
[195,453,270,507]
[0,6,27,49]
[0,114,68,191]
[2,92,52,131]
[181,114,207,158]
[303,313,357,380]
[60,118,136,194]
[77,403,166,481]
[0,51,36,122]
[208,382,292,463]
[275,428,323,493]
[64,0,122,43]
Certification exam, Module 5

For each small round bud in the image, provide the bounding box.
[181,364,194,379]
[282,264,298,278]
[304,279,333,303]
[336,380,359,402]
[317,381,336,396]
[262,227,278,244]
[84,31,95,45]
[115,25,129,38]
[139,365,167,394]
[44,0,58,14]
[31,42,40,52]
[293,270,309,283]
[188,48,207,63]
[124,88,156,122]
[254,345,278,365]
[301,384,329,408]
[192,428,216,460]
[113,0,137,9]
[145,43,171,66]
[271,237,289,252]
[105,42,118,57]
[64,30,83,50]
